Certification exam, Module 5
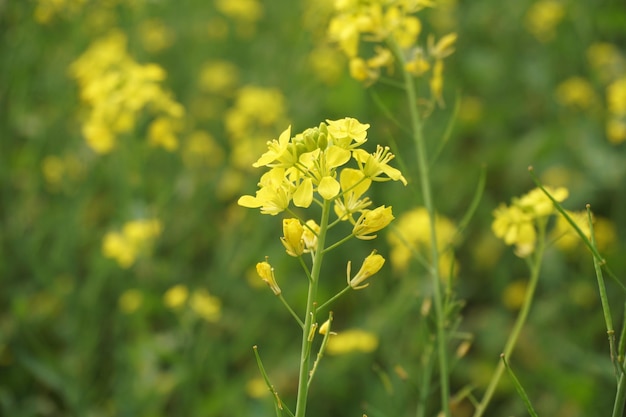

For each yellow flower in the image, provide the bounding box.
[302,220,320,253]
[326,117,370,147]
[347,251,385,289]
[256,260,281,295]
[387,207,457,275]
[555,77,597,110]
[281,218,305,257]
[119,289,143,314]
[148,117,180,151]
[198,60,239,95]
[492,204,537,257]
[163,285,189,309]
[429,32,457,60]
[190,289,221,322]
[352,145,407,185]
[353,205,394,240]
[325,329,379,355]
[334,168,372,222]
[238,168,293,215]
[514,186,568,217]
[524,0,565,42]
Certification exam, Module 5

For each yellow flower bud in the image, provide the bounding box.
[281,218,304,257]
[353,205,394,240]
[256,260,281,295]
[347,251,385,289]
[302,220,320,253]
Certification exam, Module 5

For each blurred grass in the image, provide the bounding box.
[1,0,626,416]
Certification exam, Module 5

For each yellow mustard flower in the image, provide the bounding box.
[190,289,222,322]
[119,289,143,314]
[352,145,407,185]
[555,77,597,110]
[492,204,537,258]
[163,284,189,309]
[387,207,457,275]
[326,329,379,355]
[524,0,565,42]
[334,168,372,221]
[256,260,281,295]
[353,205,395,240]
[281,218,305,257]
[347,251,385,289]
[326,117,370,147]
[302,220,320,253]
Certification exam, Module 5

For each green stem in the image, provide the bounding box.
[390,38,450,416]
[472,221,547,417]
[294,200,332,417]
[613,372,626,417]
[278,294,304,328]
[317,286,351,312]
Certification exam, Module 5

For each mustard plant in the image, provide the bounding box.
[238,118,406,417]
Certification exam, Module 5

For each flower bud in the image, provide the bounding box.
[302,220,320,253]
[280,218,304,257]
[353,205,394,240]
[347,250,385,289]
[256,260,281,295]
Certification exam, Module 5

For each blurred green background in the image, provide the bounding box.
[1,0,626,416]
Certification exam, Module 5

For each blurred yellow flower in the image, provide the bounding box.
[139,19,174,53]
[555,77,597,110]
[70,30,184,154]
[198,60,240,95]
[606,77,626,144]
[587,43,625,83]
[102,219,161,268]
[524,0,565,42]
[163,285,189,309]
[215,0,263,23]
[326,329,379,355]
[492,186,569,257]
[190,289,222,322]
[119,289,143,314]
[246,377,270,398]
[387,207,457,276]
[502,280,527,310]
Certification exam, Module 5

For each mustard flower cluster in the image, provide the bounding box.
[492,186,568,257]
[102,218,162,268]
[238,117,406,223]
[327,0,456,99]
[70,30,184,154]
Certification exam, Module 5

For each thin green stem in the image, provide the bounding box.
[500,354,539,417]
[472,220,547,417]
[587,205,618,375]
[317,286,351,312]
[278,294,304,328]
[613,372,626,417]
[294,199,332,417]
[322,233,354,254]
[389,37,450,416]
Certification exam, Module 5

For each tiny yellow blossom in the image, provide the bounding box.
[492,204,537,257]
[334,168,372,221]
[163,284,189,309]
[326,329,379,355]
[429,33,457,60]
[347,251,385,289]
[353,205,394,240]
[515,186,568,217]
[281,218,305,257]
[256,260,281,295]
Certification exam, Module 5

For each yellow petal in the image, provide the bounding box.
[318,176,340,200]
[293,178,314,207]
